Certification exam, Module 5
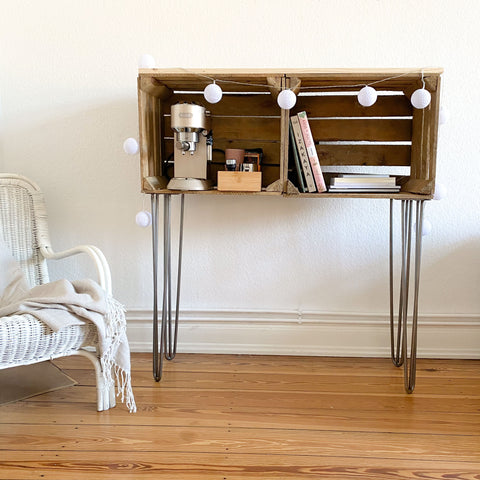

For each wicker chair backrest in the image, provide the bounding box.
[0,174,50,287]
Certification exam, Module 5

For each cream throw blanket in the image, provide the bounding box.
[0,240,136,412]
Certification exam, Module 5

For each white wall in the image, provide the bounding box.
[1,0,479,356]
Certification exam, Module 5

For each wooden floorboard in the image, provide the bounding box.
[0,353,479,479]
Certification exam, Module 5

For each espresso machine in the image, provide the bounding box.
[167,103,213,190]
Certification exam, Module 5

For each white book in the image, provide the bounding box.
[328,186,401,193]
[330,182,399,189]
[332,176,396,186]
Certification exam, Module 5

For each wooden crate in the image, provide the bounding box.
[137,68,443,197]
[137,70,287,194]
[287,69,442,196]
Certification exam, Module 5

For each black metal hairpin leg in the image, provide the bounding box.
[151,193,185,381]
[389,199,425,393]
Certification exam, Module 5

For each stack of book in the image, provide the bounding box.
[289,111,327,193]
[328,175,401,193]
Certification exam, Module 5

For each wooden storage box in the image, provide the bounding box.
[217,171,262,192]
[137,69,287,195]
[285,69,442,197]
[137,68,443,198]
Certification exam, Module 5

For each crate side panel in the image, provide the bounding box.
[138,83,163,191]
[404,75,441,195]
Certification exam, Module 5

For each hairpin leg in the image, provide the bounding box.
[151,193,163,381]
[151,193,185,381]
[403,200,425,393]
[390,199,425,393]
[390,200,403,367]
[165,194,184,360]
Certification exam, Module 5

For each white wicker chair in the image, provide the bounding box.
[0,173,115,411]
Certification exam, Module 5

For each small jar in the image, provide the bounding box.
[241,163,254,172]
[225,159,237,171]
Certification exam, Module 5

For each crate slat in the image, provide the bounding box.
[164,116,281,142]
[295,95,413,117]
[316,144,411,167]
[308,119,412,142]
[163,94,280,117]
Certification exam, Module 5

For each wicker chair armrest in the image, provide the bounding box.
[40,245,112,294]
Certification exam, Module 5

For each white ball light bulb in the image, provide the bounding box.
[277,89,297,110]
[135,210,152,228]
[439,105,450,125]
[433,182,447,200]
[414,219,432,236]
[203,83,223,104]
[123,137,139,155]
[357,86,378,107]
[138,54,156,69]
[411,88,431,109]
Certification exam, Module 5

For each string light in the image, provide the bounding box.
[203,81,223,103]
[411,88,431,109]
[277,89,297,109]
[123,137,139,155]
[138,54,156,69]
[175,68,438,111]
[410,70,431,109]
[439,105,449,124]
[414,219,432,236]
[433,182,447,200]
[174,68,437,93]
[357,85,378,107]
[135,210,152,227]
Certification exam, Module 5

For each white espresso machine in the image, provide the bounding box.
[167,102,212,191]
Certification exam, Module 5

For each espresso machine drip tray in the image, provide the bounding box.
[167,177,213,191]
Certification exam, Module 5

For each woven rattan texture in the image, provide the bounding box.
[0,314,98,368]
[0,182,49,287]
[0,175,98,371]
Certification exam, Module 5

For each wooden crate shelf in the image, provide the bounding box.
[137,68,442,199]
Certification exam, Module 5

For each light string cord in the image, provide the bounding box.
[179,67,431,91]
[420,69,425,171]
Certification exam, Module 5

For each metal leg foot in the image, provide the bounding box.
[389,199,425,393]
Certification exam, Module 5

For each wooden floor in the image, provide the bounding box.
[0,354,479,479]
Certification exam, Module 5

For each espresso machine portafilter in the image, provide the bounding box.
[167,103,213,191]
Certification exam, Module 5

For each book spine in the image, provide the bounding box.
[290,116,316,193]
[332,177,396,186]
[297,111,327,193]
[288,122,307,193]
[331,180,397,188]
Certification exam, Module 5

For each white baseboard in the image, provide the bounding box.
[126,309,480,359]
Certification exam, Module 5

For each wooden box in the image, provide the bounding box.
[285,69,442,197]
[137,69,287,195]
[137,68,443,198]
[217,171,262,192]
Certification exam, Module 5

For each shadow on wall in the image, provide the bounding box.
[419,238,480,313]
